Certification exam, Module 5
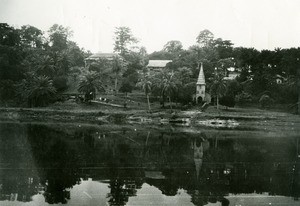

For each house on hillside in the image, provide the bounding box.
[147,60,172,72]
[275,74,286,84]
[84,52,126,94]
[84,53,123,68]
[223,67,240,81]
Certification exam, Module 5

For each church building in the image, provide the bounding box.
[196,63,210,104]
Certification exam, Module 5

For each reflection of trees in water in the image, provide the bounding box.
[27,125,81,204]
[142,132,300,204]
[0,169,40,202]
[0,123,40,202]
[105,141,144,206]
[1,123,300,205]
[107,178,142,206]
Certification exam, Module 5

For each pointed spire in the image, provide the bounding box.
[196,62,205,85]
[194,159,202,180]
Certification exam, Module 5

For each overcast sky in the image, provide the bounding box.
[1,0,300,53]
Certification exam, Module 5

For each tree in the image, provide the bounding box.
[196,29,214,47]
[0,24,24,82]
[122,50,145,85]
[20,25,44,48]
[163,40,183,54]
[30,52,56,77]
[17,75,56,107]
[189,45,219,77]
[137,73,153,112]
[48,24,72,51]
[212,38,233,59]
[148,50,174,60]
[112,56,126,94]
[153,70,178,110]
[173,67,196,105]
[78,72,104,102]
[0,23,20,46]
[67,41,85,67]
[119,80,134,97]
[210,72,227,110]
[0,80,16,103]
[113,27,138,56]
[259,94,273,108]
[219,79,242,108]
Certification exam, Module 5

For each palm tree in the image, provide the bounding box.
[78,72,104,102]
[210,72,227,110]
[18,75,57,107]
[153,70,178,110]
[162,72,177,110]
[137,73,152,112]
[111,56,125,95]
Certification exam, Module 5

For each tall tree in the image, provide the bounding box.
[137,73,152,112]
[163,40,183,54]
[78,71,104,102]
[113,27,138,56]
[196,29,214,48]
[111,56,126,94]
[20,25,44,48]
[153,70,177,109]
[210,72,227,110]
[48,24,72,51]
[212,38,234,59]
[17,75,56,107]
[0,23,20,46]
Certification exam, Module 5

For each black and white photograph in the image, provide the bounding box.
[0,0,300,205]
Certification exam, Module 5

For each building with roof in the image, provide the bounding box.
[195,63,211,104]
[196,63,206,104]
[146,60,172,72]
[223,67,240,81]
[84,53,122,68]
[275,74,286,84]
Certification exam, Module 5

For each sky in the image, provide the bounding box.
[1,0,300,53]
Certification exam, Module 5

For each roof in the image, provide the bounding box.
[196,63,205,85]
[147,60,172,68]
[276,74,285,79]
[86,53,120,60]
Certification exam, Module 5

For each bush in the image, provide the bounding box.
[53,76,68,92]
[0,80,16,102]
[259,94,274,108]
[220,95,235,107]
[235,92,253,105]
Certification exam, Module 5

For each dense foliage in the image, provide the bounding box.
[0,23,299,111]
[0,23,87,106]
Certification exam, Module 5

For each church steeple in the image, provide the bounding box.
[196,63,206,103]
[197,63,206,85]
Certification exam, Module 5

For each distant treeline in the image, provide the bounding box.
[0,24,299,109]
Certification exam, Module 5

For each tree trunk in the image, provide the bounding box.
[298,67,300,114]
[298,75,300,114]
[146,94,151,112]
[169,96,172,110]
[114,77,118,95]
[298,88,300,114]
[217,95,219,110]
[145,131,150,146]
[161,95,165,108]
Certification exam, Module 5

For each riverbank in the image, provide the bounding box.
[0,103,299,125]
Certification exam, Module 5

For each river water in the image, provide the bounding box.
[0,121,299,206]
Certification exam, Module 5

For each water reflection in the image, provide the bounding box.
[0,123,299,205]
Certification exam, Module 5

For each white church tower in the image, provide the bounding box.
[196,63,206,104]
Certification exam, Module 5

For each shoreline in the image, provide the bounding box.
[0,105,298,123]
[1,106,300,138]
